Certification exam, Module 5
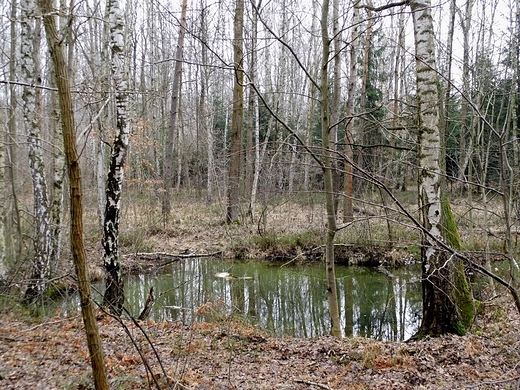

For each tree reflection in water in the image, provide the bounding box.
[122,258,422,341]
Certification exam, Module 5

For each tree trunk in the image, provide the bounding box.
[38,0,109,387]
[0,113,5,281]
[455,0,474,191]
[21,0,52,302]
[162,0,188,216]
[249,0,261,216]
[410,0,474,337]
[102,0,131,316]
[226,0,244,224]
[6,0,23,265]
[320,0,341,339]
[343,2,359,223]
[199,0,215,205]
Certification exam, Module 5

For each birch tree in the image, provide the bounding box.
[410,0,474,337]
[20,0,52,302]
[102,0,132,315]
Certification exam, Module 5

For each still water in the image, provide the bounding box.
[121,258,422,341]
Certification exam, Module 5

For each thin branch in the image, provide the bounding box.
[356,1,409,12]
[0,79,58,91]
[295,379,334,390]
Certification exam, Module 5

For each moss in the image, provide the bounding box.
[441,195,475,333]
[440,195,462,250]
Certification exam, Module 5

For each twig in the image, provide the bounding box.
[138,286,156,321]
[97,305,163,389]
[295,379,334,390]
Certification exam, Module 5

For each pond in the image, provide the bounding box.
[119,258,422,341]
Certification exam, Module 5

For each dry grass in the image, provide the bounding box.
[77,187,510,263]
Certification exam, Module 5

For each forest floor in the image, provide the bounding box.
[3,193,519,389]
[1,298,519,390]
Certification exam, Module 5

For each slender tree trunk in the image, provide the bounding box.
[38,0,109,387]
[303,0,319,193]
[356,3,373,186]
[102,0,132,315]
[7,0,23,264]
[48,1,71,277]
[21,0,52,302]
[249,0,261,216]
[343,2,359,223]
[321,0,341,339]
[162,0,188,216]
[456,0,474,191]
[443,0,455,167]
[227,0,244,224]
[199,0,215,205]
[330,0,341,213]
[410,0,474,337]
[0,117,5,281]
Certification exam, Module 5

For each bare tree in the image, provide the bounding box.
[102,0,132,315]
[227,0,244,224]
[38,0,109,386]
[320,0,342,338]
[162,0,188,217]
[343,0,359,223]
[6,0,23,266]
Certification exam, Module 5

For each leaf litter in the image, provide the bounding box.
[1,297,519,390]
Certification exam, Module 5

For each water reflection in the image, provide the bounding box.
[123,258,422,341]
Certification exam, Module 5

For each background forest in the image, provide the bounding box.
[0,0,519,334]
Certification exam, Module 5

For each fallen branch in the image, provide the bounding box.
[123,250,222,260]
[295,379,334,390]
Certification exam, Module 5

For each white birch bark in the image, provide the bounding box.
[102,0,131,315]
[412,0,443,264]
[21,0,52,300]
[411,0,474,336]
